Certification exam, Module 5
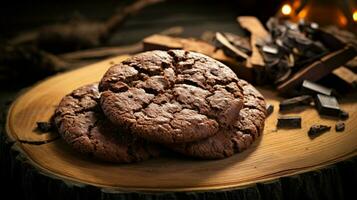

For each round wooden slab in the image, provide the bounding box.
[6,55,357,192]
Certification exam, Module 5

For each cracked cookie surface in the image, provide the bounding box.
[54,84,160,163]
[99,50,244,144]
[169,79,267,159]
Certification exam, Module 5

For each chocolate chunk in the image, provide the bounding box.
[279,95,313,111]
[266,104,274,116]
[293,34,313,47]
[214,32,249,60]
[223,32,252,55]
[277,45,357,94]
[315,94,340,117]
[339,110,349,120]
[298,20,319,36]
[316,29,345,51]
[308,124,331,137]
[277,116,301,128]
[36,121,53,133]
[335,122,345,132]
[319,26,357,50]
[262,17,329,85]
[302,80,333,96]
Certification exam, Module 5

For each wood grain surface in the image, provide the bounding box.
[6,55,357,192]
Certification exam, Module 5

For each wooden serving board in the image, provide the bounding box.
[5,55,357,192]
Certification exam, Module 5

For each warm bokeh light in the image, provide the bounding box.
[281,4,292,16]
[353,11,357,22]
[338,13,348,26]
[297,6,309,19]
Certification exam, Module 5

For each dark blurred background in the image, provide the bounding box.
[1,0,356,91]
[0,0,356,113]
[0,0,281,42]
[0,0,283,104]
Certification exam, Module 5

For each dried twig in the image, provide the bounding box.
[0,45,69,86]
[0,26,183,86]
[9,0,165,53]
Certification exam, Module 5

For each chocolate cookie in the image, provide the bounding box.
[99,50,244,144]
[54,84,160,163]
[169,79,267,159]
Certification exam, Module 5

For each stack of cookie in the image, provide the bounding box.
[54,50,267,163]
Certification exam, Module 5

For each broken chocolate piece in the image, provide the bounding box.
[292,21,320,36]
[261,17,328,84]
[316,28,345,51]
[302,80,333,96]
[308,124,331,137]
[36,121,53,132]
[223,32,252,55]
[279,95,313,111]
[321,26,357,47]
[277,45,357,93]
[266,104,274,116]
[315,94,340,117]
[214,32,249,60]
[339,110,349,120]
[277,116,302,128]
[335,122,345,132]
